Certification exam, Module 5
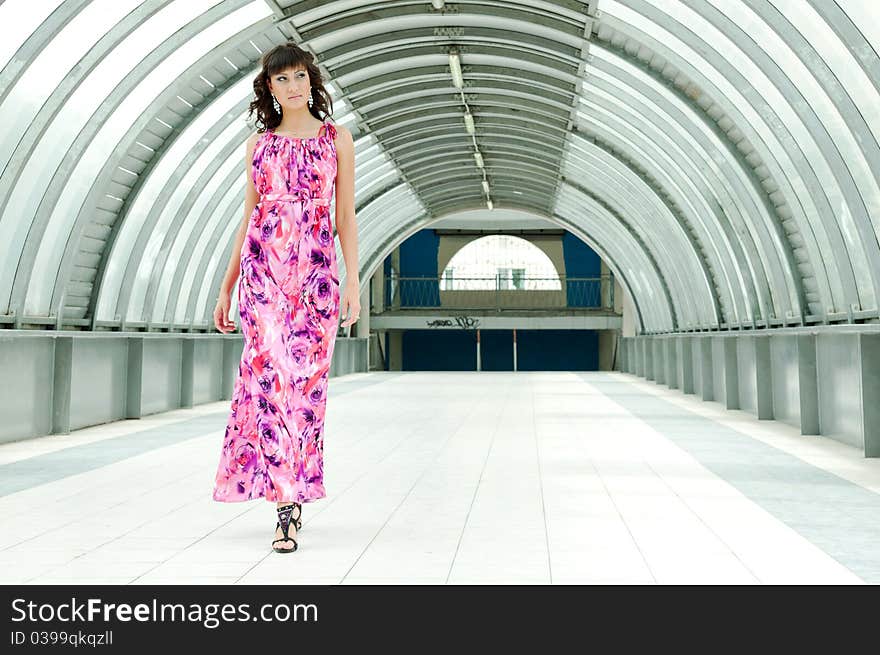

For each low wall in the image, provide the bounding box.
[0,331,369,445]
[616,326,880,457]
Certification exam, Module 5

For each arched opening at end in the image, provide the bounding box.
[440,234,561,293]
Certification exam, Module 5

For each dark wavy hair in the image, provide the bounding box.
[247,42,333,132]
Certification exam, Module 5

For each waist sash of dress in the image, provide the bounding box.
[258,191,330,206]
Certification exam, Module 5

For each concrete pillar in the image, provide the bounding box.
[52,336,73,435]
[600,259,611,309]
[679,336,694,394]
[389,331,403,370]
[391,248,401,310]
[635,337,644,377]
[644,337,654,380]
[372,263,386,313]
[723,336,739,410]
[666,337,678,389]
[653,338,665,384]
[700,336,713,401]
[860,333,880,457]
[797,333,819,435]
[126,337,144,419]
[754,334,773,419]
[180,337,194,409]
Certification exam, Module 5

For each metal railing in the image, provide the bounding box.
[382,275,616,311]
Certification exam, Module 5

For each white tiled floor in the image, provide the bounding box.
[625,376,880,494]
[0,371,875,585]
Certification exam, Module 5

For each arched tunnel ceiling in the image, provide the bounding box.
[0,0,878,335]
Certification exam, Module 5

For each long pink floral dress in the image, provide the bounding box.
[213,119,339,504]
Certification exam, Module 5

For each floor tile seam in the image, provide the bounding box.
[337,384,506,585]
[584,373,875,583]
[441,383,518,585]
[586,374,880,495]
[20,483,214,583]
[611,373,880,492]
[233,393,490,583]
[643,460,763,583]
[588,457,659,583]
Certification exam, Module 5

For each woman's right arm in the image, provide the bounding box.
[218,133,261,300]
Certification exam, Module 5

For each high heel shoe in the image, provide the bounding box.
[272,502,300,553]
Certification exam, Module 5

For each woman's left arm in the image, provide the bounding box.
[334,124,361,328]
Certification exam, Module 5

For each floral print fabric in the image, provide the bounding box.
[213,120,339,504]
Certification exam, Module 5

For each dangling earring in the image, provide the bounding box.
[307,89,313,108]
[271,94,281,114]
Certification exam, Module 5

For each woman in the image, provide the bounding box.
[211,42,360,554]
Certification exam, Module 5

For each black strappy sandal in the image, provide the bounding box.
[272,502,301,553]
[282,503,303,531]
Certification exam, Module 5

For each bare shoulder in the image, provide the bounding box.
[246,131,262,149]
[332,123,353,150]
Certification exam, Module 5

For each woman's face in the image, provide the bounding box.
[267,65,311,112]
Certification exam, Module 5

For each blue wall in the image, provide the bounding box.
[516,330,598,370]
[402,329,599,371]
[398,229,441,306]
[562,231,601,276]
[562,232,601,307]
[402,330,476,370]
[400,229,440,277]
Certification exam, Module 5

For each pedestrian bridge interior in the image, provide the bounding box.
[1,0,879,584]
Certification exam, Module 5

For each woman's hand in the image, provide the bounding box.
[339,280,361,328]
[214,293,236,333]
